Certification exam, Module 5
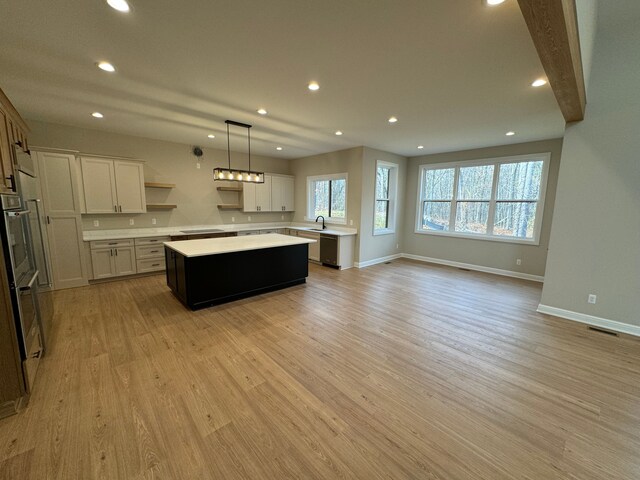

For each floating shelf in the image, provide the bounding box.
[216,186,243,192]
[146,203,177,209]
[145,182,176,189]
[217,204,242,210]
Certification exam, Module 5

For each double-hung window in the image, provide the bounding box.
[417,153,550,244]
[307,173,348,224]
[374,161,398,234]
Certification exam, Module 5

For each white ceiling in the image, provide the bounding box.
[0,0,565,159]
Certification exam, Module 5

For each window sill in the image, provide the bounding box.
[305,217,347,225]
[413,228,540,246]
[373,228,396,236]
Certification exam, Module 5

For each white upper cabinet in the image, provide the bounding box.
[80,156,146,214]
[243,174,293,212]
[243,174,272,212]
[271,175,294,212]
[113,161,146,213]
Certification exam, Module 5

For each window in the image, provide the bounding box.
[417,153,550,243]
[374,161,398,234]
[307,173,348,224]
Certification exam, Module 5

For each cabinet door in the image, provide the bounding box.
[48,216,89,288]
[297,232,320,261]
[282,176,295,211]
[0,109,14,192]
[114,246,136,276]
[271,176,283,212]
[91,248,116,279]
[81,157,118,213]
[255,175,272,211]
[243,182,257,212]
[38,152,82,215]
[114,161,146,213]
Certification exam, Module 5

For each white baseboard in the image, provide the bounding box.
[400,253,544,283]
[537,304,640,337]
[355,254,402,269]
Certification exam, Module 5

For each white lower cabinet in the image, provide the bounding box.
[90,239,136,279]
[134,236,169,272]
[296,231,320,261]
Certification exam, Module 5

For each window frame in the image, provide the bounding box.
[373,161,398,235]
[415,153,551,245]
[306,173,348,225]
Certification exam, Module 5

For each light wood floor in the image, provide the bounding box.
[1,259,639,479]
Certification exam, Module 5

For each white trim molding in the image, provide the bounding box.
[400,253,544,282]
[355,254,402,269]
[537,304,640,338]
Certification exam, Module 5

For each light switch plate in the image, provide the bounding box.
[93,220,99,227]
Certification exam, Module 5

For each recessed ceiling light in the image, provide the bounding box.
[388,116,398,124]
[207,134,215,139]
[506,131,516,136]
[106,0,130,12]
[308,81,320,91]
[417,145,424,149]
[91,112,104,118]
[486,0,506,5]
[531,78,547,87]
[276,147,283,151]
[257,108,267,115]
[335,130,343,136]
[97,61,115,72]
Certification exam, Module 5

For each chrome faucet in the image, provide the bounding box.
[315,215,326,230]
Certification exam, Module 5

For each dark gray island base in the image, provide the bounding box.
[164,234,314,310]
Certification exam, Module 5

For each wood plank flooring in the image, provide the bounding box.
[1,259,639,479]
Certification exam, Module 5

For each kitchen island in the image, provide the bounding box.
[164,234,315,309]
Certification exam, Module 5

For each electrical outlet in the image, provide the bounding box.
[396,243,399,249]
[588,294,597,304]
[349,219,353,226]
[129,218,134,226]
[93,220,99,227]
[196,163,201,169]
[248,216,251,222]
[151,218,157,225]
[281,215,284,220]
[516,258,521,266]
[231,216,235,223]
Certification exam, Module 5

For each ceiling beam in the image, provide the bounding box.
[517,0,586,122]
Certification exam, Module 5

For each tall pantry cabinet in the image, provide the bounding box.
[34,150,89,290]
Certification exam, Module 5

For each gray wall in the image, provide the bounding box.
[402,138,563,277]
[540,12,640,327]
[28,120,293,230]
[359,147,406,263]
[291,147,363,259]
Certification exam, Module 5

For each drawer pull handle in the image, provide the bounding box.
[151,263,160,267]
[108,242,117,245]
[150,250,159,253]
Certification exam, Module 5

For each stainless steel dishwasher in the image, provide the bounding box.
[320,234,338,267]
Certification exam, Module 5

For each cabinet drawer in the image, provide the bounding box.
[135,244,165,259]
[135,236,170,246]
[137,257,166,273]
[90,238,133,249]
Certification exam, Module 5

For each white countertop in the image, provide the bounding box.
[164,233,316,257]
[83,222,357,241]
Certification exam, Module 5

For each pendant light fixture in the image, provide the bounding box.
[213,120,265,183]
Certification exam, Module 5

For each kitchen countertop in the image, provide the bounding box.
[164,233,316,257]
[83,222,357,241]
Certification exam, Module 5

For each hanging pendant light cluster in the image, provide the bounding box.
[213,120,265,183]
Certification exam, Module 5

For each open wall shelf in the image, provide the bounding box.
[146,203,177,209]
[145,182,176,189]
